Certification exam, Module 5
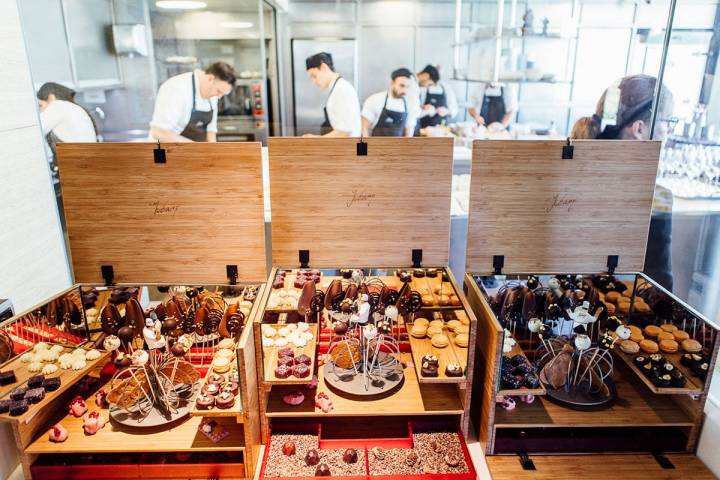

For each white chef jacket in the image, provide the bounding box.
[418,81,459,119]
[361,91,418,131]
[40,100,96,142]
[325,77,361,136]
[469,82,519,113]
[149,70,218,139]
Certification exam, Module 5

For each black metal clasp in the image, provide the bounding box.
[493,255,505,275]
[226,264,238,285]
[562,137,574,159]
[101,265,115,286]
[299,250,310,268]
[607,255,619,275]
[154,141,166,163]
[412,249,423,268]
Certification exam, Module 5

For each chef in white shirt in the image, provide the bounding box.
[37,82,97,153]
[361,68,417,137]
[149,62,236,142]
[304,52,361,137]
[468,82,519,129]
[416,65,458,132]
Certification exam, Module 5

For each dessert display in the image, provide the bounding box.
[368,431,470,476]
[262,433,367,478]
[262,320,318,383]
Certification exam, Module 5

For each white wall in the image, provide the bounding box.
[0,1,72,477]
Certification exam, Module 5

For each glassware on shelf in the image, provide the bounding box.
[658,138,720,199]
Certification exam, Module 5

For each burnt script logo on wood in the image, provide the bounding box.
[546,194,577,213]
[346,189,376,208]
[150,200,179,218]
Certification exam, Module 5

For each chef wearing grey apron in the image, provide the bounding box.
[305,52,361,137]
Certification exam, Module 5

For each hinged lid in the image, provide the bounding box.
[465,140,661,273]
[57,142,266,284]
[269,137,453,267]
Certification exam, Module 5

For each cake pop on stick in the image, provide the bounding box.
[570,334,592,388]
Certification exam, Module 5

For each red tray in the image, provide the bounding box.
[32,463,245,480]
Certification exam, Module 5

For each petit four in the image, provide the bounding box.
[82,411,107,435]
[42,377,61,391]
[24,387,45,404]
[421,362,439,377]
[421,354,439,368]
[0,399,11,413]
[10,386,27,401]
[0,370,17,386]
[27,375,45,389]
[295,354,312,366]
[49,423,69,442]
[9,400,28,416]
[293,363,311,378]
[445,363,463,377]
[275,365,292,379]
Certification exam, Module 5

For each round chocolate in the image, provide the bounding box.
[282,441,296,456]
[305,449,320,466]
[315,464,331,476]
[117,326,135,344]
[343,448,358,464]
[170,343,185,357]
[334,322,349,336]
[162,318,178,333]
[445,454,461,467]
[405,452,418,466]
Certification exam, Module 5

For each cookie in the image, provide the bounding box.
[639,339,659,354]
[657,331,674,342]
[681,339,702,353]
[619,340,640,354]
[673,330,689,342]
[454,333,469,348]
[659,339,679,353]
[431,335,449,348]
[660,323,677,333]
[644,325,662,338]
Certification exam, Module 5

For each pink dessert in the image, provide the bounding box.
[315,391,333,413]
[282,390,305,406]
[68,396,87,417]
[48,423,69,442]
[95,389,108,408]
[82,411,107,435]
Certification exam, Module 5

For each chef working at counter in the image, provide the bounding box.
[361,68,417,137]
[467,82,518,130]
[304,52,361,137]
[416,65,458,132]
[149,62,236,142]
[37,82,98,154]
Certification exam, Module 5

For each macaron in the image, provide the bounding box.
[659,339,679,354]
[644,325,662,338]
[639,339,659,354]
[431,335,449,348]
[682,339,702,353]
[454,333,469,348]
[620,340,640,354]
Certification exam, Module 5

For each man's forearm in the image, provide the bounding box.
[361,117,371,137]
[322,129,351,137]
[150,127,192,142]
[502,111,515,126]
[207,132,217,142]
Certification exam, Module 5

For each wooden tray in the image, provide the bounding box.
[265,353,463,417]
[26,380,245,454]
[0,349,110,425]
[262,323,319,384]
[269,138,453,267]
[614,349,704,395]
[56,142,267,284]
[466,140,661,274]
[406,318,468,384]
[190,345,243,418]
[495,343,546,401]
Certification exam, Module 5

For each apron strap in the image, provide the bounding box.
[325,76,341,108]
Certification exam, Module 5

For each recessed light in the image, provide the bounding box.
[220,21,254,29]
[156,1,207,10]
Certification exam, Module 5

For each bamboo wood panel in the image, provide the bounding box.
[57,143,266,284]
[486,454,717,480]
[464,275,503,454]
[466,140,661,274]
[268,138,453,267]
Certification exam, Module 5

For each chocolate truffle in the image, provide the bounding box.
[170,343,186,357]
[405,451,418,466]
[24,388,45,404]
[9,386,27,401]
[282,441,296,456]
[27,375,45,389]
[9,400,28,416]
[315,464,331,476]
[0,399,11,413]
[343,448,358,464]
[334,322,349,336]
[305,449,320,466]
[0,370,16,386]
[42,377,61,392]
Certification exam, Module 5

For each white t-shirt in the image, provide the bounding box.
[39,100,96,143]
[362,91,417,132]
[325,77,361,136]
[418,81,459,119]
[469,82,519,113]
[150,70,218,138]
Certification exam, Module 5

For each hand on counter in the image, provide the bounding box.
[436,106,449,117]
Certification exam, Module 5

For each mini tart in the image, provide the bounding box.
[660,323,678,333]
[421,354,439,367]
[657,331,674,342]
[619,340,640,354]
[673,330,690,342]
[682,339,702,353]
[414,318,430,328]
[215,392,235,409]
[639,339,659,354]
[212,357,232,373]
[421,363,439,377]
[426,325,443,338]
[411,325,427,338]
[644,325,662,338]
[431,334,449,348]
[196,395,215,410]
[454,333,469,348]
[659,339,679,354]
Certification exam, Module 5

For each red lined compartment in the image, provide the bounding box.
[260,421,475,480]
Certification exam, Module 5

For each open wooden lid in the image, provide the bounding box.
[466,140,661,274]
[269,137,454,267]
[57,143,267,284]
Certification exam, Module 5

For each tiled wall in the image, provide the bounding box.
[0,1,71,476]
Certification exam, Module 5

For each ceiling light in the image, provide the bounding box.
[156,1,207,10]
[220,21,254,29]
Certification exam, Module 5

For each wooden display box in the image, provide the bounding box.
[462,140,719,478]
[258,419,476,480]
[254,138,477,453]
[0,143,267,480]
